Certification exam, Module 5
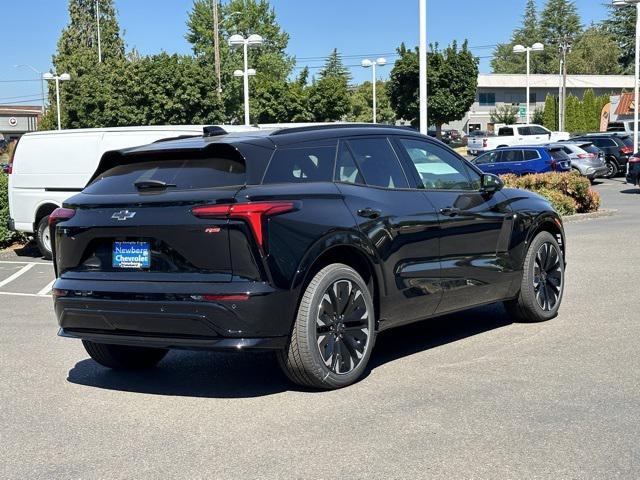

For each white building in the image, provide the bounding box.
[446,74,635,134]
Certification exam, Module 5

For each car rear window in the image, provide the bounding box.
[498,127,514,136]
[85,157,246,194]
[549,149,570,161]
[262,144,336,184]
[581,145,600,155]
[619,136,633,147]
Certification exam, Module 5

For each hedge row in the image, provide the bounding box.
[501,171,601,216]
[0,174,21,248]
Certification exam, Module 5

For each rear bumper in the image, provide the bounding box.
[58,328,287,351]
[53,277,298,350]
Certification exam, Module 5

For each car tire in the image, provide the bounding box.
[504,231,565,323]
[604,159,618,179]
[36,216,53,260]
[277,263,376,390]
[82,340,168,369]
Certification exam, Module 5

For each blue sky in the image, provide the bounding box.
[1,0,610,107]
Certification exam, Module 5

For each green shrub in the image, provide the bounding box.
[0,174,24,248]
[501,171,600,215]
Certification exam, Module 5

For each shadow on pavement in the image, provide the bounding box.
[67,303,512,398]
[620,188,639,195]
[12,241,44,258]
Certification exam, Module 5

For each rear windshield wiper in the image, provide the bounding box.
[134,179,177,190]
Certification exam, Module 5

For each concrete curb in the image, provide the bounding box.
[562,209,617,223]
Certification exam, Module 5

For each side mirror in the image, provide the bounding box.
[480,173,504,194]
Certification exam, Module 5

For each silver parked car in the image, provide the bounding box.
[547,142,608,183]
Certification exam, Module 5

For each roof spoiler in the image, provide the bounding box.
[203,126,228,137]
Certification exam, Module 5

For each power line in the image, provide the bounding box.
[0,79,42,83]
[0,93,44,101]
[0,97,45,105]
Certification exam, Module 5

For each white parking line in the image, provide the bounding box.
[37,279,56,296]
[0,263,35,288]
[0,260,51,266]
[0,291,52,298]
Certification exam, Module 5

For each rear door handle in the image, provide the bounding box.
[357,207,382,219]
[439,207,461,217]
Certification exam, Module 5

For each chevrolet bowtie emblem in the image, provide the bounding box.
[111,210,137,221]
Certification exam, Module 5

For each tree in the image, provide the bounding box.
[308,49,351,121]
[387,41,478,134]
[603,3,637,73]
[346,81,396,124]
[492,0,545,74]
[185,0,294,123]
[568,26,621,75]
[490,105,519,125]
[532,107,545,125]
[41,0,126,130]
[543,94,559,131]
[538,0,582,73]
[564,94,584,133]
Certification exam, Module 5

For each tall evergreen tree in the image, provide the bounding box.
[538,0,582,73]
[41,0,126,129]
[308,49,351,121]
[491,0,544,74]
[603,3,637,73]
[543,94,558,131]
[568,26,621,75]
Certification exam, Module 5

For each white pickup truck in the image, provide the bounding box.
[467,124,570,155]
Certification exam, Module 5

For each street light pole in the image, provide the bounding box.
[229,34,263,126]
[43,72,71,130]
[513,43,544,124]
[419,0,428,134]
[613,0,639,156]
[96,0,102,63]
[361,58,387,123]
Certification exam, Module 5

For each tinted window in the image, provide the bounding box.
[549,149,570,161]
[620,136,633,147]
[499,150,524,163]
[474,151,500,165]
[263,144,335,184]
[518,127,533,136]
[347,138,408,189]
[591,138,616,148]
[479,93,496,106]
[399,138,476,190]
[582,145,601,155]
[530,126,549,135]
[523,150,541,160]
[85,157,245,194]
[335,142,364,185]
[498,127,514,136]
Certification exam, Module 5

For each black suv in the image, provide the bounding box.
[51,125,566,389]
[571,133,634,178]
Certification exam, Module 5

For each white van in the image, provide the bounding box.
[7,125,214,258]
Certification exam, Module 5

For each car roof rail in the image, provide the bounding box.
[269,123,416,136]
[203,125,228,137]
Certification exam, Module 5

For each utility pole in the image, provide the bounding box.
[96,0,102,63]
[212,0,222,94]
[559,36,571,131]
[419,0,428,134]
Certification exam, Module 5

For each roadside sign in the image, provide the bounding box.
[518,107,526,118]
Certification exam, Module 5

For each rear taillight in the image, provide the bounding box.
[48,208,75,226]
[620,146,633,155]
[577,153,595,159]
[629,155,640,164]
[192,201,296,250]
[482,138,488,148]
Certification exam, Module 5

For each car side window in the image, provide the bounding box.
[346,137,409,189]
[474,151,500,165]
[530,126,549,135]
[263,143,336,184]
[499,150,524,163]
[334,142,365,185]
[398,138,477,190]
[523,150,540,161]
[518,127,532,136]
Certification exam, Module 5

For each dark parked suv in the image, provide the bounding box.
[51,125,566,389]
[571,133,634,178]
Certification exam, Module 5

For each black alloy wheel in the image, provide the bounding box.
[316,279,370,375]
[533,242,563,312]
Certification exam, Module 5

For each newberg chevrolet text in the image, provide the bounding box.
[51,125,566,389]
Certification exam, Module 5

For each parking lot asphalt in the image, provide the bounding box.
[1,179,639,479]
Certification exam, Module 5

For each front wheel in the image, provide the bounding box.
[278,264,376,389]
[82,341,168,369]
[504,231,565,322]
